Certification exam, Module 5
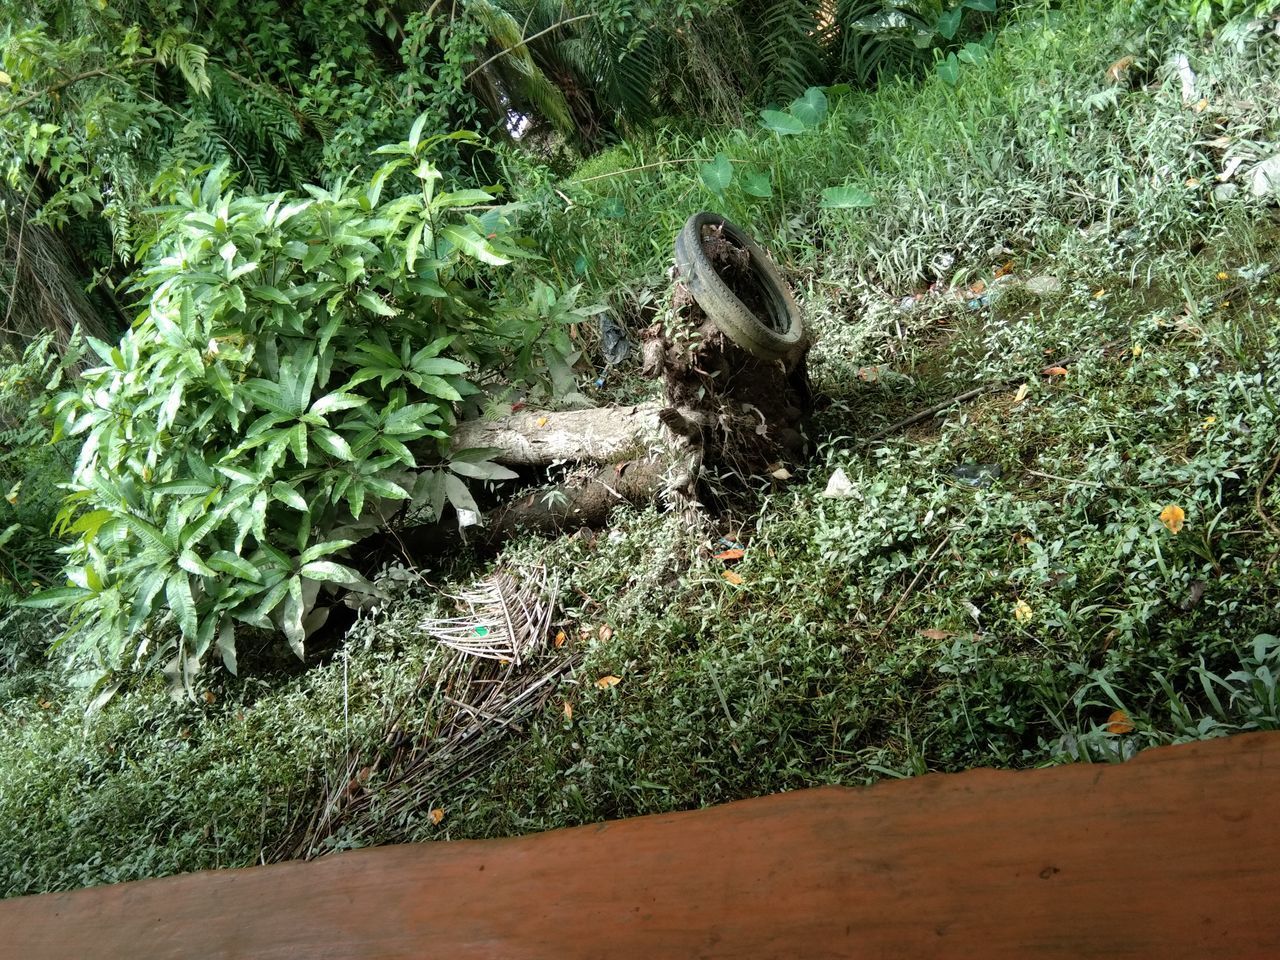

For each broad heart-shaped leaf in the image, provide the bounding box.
[957,41,990,65]
[760,109,806,136]
[699,153,734,195]
[962,0,996,11]
[936,52,962,86]
[936,7,963,39]
[790,87,829,128]
[820,185,876,209]
[741,169,773,199]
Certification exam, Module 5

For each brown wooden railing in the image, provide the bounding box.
[3,732,1277,959]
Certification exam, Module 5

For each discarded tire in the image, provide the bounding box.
[674,212,805,367]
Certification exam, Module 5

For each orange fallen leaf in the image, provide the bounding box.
[1043,366,1069,377]
[429,807,446,825]
[554,629,567,648]
[563,701,573,721]
[919,628,954,641]
[968,279,987,296]
[722,570,744,585]
[1160,504,1186,534]
[1105,54,1134,84]
[1106,709,1135,734]
[202,690,216,705]
[995,260,1016,278]
[714,548,745,561]
[1093,288,1107,299]
[595,675,621,689]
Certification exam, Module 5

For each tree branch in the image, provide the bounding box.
[0,58,160,118]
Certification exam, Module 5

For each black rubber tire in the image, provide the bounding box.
[674,212,805,367]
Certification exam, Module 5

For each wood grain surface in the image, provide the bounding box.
[3,732,1277,959]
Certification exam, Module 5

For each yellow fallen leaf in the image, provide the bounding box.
[0,71,10,86]
[598,624,614,643]
[1192,97,1209,112]
[429,807,445,825]
[1093,288,1106,299]
[536,416,548,428]
[595,675,621,689]
[1202,416,1216,429]
[722,569,744,585]
[1184,177,1200,188]
[1160,504,1185,534]
[1013,600,1033,623]
[563,701,573,721]
[5,480,20,505]
[1013,383,1029,405]
[1216,271,1230,281]
[1131,343,1143,358]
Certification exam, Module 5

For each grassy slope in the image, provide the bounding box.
[4,0,1280,897]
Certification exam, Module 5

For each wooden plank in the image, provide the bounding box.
[3,732,1278,959]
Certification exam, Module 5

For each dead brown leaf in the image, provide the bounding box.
[918,629,955,641]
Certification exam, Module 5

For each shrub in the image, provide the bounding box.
[31,120,568,683]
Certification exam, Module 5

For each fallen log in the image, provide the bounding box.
[450,403,695,467]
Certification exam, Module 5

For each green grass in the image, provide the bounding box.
[5,0,1280,898]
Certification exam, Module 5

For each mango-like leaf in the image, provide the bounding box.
[166,572,198,640]
[299,560,364,585]
[440,225,511,266]
[208,551,263,583]
[20,585,91,609]
[448,460,519,481]
[313,429,354,461]
[217,619,238,676]
[271,481,309,512]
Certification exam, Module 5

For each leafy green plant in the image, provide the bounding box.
[29,119,539,681]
